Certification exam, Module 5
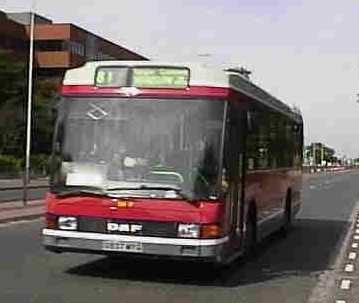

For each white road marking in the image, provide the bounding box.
[340,279,351,290]
[307,198,359,303]
[344,264,354,272]
[348,252,357,260]
[352,242,358,249]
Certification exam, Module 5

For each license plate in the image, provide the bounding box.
[102,240,143,253]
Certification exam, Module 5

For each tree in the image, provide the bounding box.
[32,78,58,155]
[0,50,27,156]
[305,143,337,165]
[0,50,58,158]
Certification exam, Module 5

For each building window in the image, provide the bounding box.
[69,41,85,57]
[96,51,115,60]
[35,40,66,52]
[0,34,25,51]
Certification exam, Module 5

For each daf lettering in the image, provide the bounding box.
[107,223,119,232]
[130,225,143,233]
[107,223,142,233]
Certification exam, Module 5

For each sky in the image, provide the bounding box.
[1,0,359,157]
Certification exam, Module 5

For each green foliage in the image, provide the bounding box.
[0,50,27,156]
[30,154,50,175]
[0,153,50,177]
[0,154,21,176]
[32,79,58,155]
[0,50,58,172]
[18,154,50,176]
[305,143,337,165]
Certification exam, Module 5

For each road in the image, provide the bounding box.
[0,187,47,203]
[1,171,358,303]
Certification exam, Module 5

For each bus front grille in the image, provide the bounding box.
[77,217,178,237]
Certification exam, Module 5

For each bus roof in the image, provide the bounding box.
[62,60,302,122]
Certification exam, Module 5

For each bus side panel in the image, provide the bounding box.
[244,168,302,242]
[245,170,283,240]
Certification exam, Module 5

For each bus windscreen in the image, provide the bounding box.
[51,98,225,200]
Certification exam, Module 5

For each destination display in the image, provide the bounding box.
[132,67,189,88]
[95,66,189,88]
[95,67,128,87]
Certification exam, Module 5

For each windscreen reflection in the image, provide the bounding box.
[51,98,226,199]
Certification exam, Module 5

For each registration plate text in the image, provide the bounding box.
[102,240,143,253]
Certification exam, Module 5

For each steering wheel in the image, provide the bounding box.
[188,167,210,187]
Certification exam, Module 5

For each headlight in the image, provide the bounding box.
[58,216,77,230]
[177,224,200,238]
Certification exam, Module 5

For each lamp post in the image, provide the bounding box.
[23,4,36,206]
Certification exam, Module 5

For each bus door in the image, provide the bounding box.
[224,103,246,250]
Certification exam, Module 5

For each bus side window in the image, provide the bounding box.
[247,111,254,133]
[246,109,271,171]
[246,110,257,171]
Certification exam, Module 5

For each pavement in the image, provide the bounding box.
[0,199,44,224]
[0,177,48,190]
[0,178,47,223]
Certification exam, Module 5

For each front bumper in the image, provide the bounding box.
[42,229,228,261]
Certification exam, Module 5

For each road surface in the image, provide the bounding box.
[1,171,358,303]
[0,187,47,203]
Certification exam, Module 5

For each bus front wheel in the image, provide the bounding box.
[281,192,292,236]
[243,206,257,257]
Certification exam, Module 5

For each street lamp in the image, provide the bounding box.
[23,3,36,206]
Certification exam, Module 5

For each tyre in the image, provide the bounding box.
[280,193,292,235]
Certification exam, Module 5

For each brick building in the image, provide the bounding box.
[0,11,27,55]
[0,11,148,78]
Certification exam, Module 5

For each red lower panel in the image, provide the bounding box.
[46,193,224,224]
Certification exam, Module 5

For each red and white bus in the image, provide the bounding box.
[42,61,303,265]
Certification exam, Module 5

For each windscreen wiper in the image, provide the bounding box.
[105,185,191,200]
[55,188,105,198]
